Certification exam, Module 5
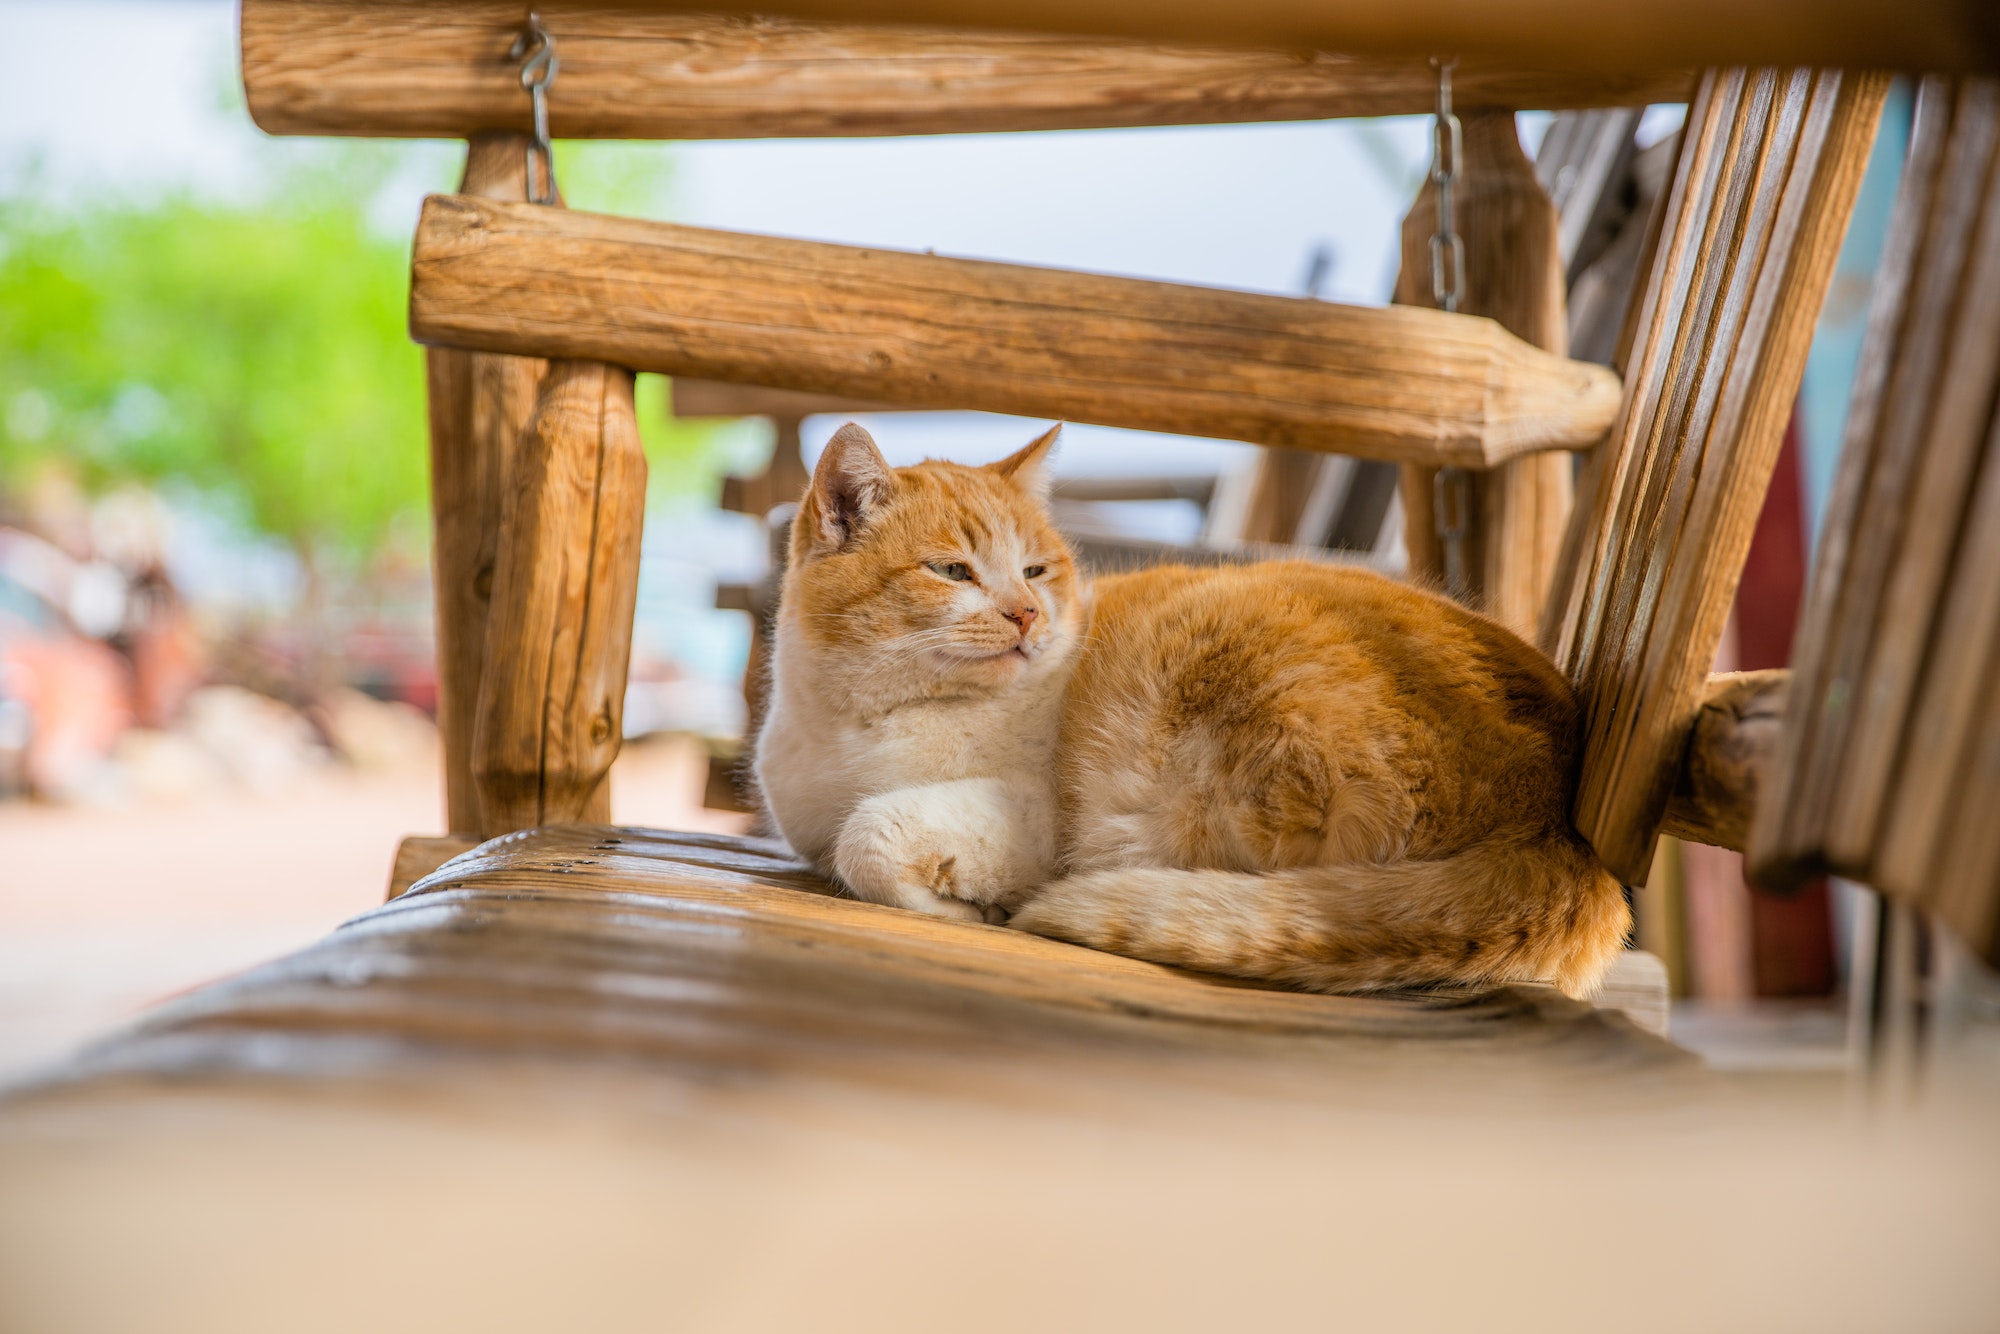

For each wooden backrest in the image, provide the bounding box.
[1748,76,2000,965]
[1541,67,1890,883]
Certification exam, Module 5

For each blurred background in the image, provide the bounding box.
[0,0,1908,1081]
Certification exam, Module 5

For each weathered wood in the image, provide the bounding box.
[240,0,1697,141]
[614,0,1993,75]
[672,379,897,421]
[1547,68,1889,885]
[425,134,550,835]
[471,361,648,836]
[1660,670,1787,854]
[1535,108,1644,282]
[410,195,1622,468]
[1394,111,1573,639]
[1749,78,2000,968]
[388,832,481,899]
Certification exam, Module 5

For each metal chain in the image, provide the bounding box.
[1428,56,1472,600]
[509,11,559,206]
[1428,57,1465,313]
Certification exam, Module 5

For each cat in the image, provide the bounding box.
[753,422,1630,999]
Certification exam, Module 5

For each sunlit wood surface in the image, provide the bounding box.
[241,0,1696,141]
[410,196,1623,468]
[24,826,1689,1085]
[7,827,1997,1330]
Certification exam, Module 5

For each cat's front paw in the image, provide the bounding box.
[834,802,989,924]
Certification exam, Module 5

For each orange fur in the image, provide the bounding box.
[755,425,1630,998]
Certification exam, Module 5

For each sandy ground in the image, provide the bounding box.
[0,738,746,1082]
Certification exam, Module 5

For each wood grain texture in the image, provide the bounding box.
[410,194,1622,468]
[240,0,1697,140]
[471,361,648,837]
[1394,111,1574,639]
[1546,68,1888,884]
[672,378,897,421]
[31,825,1693,1086]
[1748,78,2000,967]
[425,135,550,835]
[1744,84,1951,884]
[1659,670,1787,853]
[532,0,1994,76]
[388,833,481,899]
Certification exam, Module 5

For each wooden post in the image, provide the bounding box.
[471,361,648,835]
[1394,111,1572,638]
[426,133,549,835]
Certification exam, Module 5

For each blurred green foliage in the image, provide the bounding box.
[0,140,737,574]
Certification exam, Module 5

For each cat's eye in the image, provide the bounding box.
[929,561,974,582]
[1024,565,1047,579]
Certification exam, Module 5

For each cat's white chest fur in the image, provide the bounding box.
[756,622,1071,920]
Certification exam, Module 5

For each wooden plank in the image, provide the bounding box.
[1745,76,2000,972]
[1876,408,2000,926]
[471,360,648,836]
[424,134,550,835]
[1393,110,1573,639]
[1535,107,1643,281]
[240,0,1698,141]
[1821,82,2000,871]
[1746,78,1954,885]
[1548,68,1889,884]
[604,0,1993,76]
[1659,669,1787,853]
[410,195,1623,468]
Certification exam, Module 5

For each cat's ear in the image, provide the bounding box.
[806,422,894,554]
[989,423,1060,501]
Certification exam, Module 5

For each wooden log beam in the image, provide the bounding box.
[471,360,648,837]
[241,1,1696,141]
[568,0,1989,76]
[1544,68,1890,885]
[410,195,1622,468]
[1660,670,1787,854]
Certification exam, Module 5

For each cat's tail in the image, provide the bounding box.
[1007,839,1629,999]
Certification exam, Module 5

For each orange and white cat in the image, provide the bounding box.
[754,423,1629,998]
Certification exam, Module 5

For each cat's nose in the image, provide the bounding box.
[1002,604,1038,635]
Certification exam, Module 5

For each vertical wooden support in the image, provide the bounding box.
[1394,111,1572,638]
[472,361,648,835]
[426,133,548,835]
[1547,68,1889,884]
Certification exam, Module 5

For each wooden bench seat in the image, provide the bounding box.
[7,828,1997,1333]
[29,826,1684,1100]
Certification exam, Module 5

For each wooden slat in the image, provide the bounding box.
[471,360,648,836]
[1744,84,1951,884]
[1544,68,1889,884]
[1750,77,2000,966]
[1823,83,2000,871]
[636,0,1992,75]
[241,0,1697,141]
[1393,110,1573,639]
[409,195,1623,468]
[425,134,550,835]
